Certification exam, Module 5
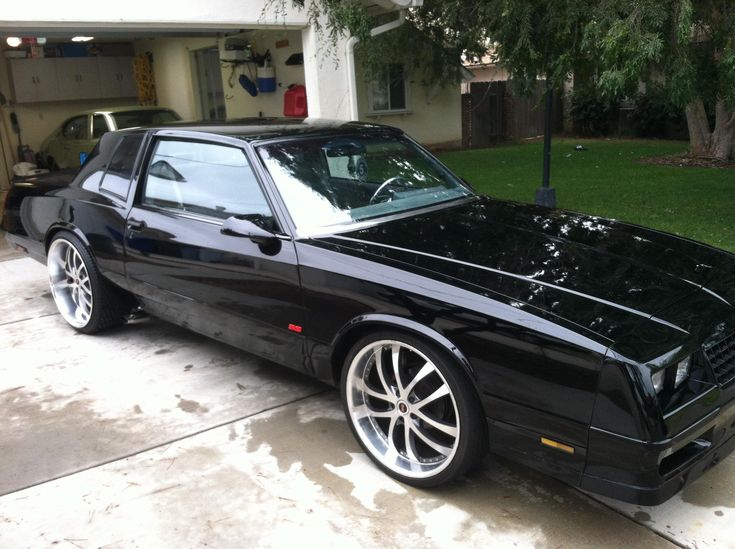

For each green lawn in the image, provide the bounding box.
[438,139,735,253]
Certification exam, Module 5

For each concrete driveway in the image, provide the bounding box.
[0,239,733,548]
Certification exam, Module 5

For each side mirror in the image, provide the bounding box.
[221,216,276,244]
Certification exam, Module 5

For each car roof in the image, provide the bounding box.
[134,117,403,141]
[75,106,179,116]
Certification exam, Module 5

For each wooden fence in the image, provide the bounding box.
[461,80,562,149]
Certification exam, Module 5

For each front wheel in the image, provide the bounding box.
[341,331,487,487]
[47,232,131,333]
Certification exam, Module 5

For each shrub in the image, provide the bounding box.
[569,89,616,136]
[633,86,687,139]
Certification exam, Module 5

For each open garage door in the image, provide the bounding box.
[0,24,308,197]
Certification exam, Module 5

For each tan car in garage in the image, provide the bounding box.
[39,106,181,169]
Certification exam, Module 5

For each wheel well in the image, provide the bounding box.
[45,226,70,252]
[331,323,379,386]
[44,227,97,271]
[45,226,92,253]
[45,227,63,251]
[330,322,477,388]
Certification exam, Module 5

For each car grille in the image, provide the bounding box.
[704,334,735,387]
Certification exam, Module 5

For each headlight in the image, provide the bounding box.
[674,357,691,388]
[652,369,666,393]
[651,357,692,395]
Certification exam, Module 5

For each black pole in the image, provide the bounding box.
[534,86,557,208]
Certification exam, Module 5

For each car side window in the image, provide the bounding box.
[92,115,109,139]
[99,134,144,199]
[62,116,89,140]
[141,139,274,226]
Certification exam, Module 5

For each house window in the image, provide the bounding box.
[369,64,408,114]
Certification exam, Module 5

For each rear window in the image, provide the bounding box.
[99,134,144,199]
[112,110,180,129]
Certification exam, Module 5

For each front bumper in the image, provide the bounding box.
[582,393,735,506]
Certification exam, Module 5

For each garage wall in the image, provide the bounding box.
[221,30,306,119]
[133,37,218,121]
[134,31,307,122]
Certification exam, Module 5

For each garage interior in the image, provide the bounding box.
[0,26,307,204]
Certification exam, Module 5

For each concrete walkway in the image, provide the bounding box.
[0,253,732,548]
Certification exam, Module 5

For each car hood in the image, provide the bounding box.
[318,197,735,358]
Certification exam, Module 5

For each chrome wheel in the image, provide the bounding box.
[345,339,460,479]
[48,238,93,328]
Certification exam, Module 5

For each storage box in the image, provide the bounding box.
[60,44,88,57]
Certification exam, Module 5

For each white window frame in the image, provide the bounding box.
[367,64,410,115]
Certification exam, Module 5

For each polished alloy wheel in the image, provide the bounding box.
[345,339,460,478]
[48,238,94,328]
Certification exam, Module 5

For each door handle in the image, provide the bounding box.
[127,219,146,231]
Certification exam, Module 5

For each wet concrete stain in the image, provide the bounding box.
[0,386,25,397]
[209,356,236,367]
[245,404,358,507]
[680,457,735,509]
[241,398,674,547]
[634,511,652,522]
[177,397,209,414]
[0,387,136,495]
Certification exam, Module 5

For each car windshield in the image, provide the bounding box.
[257,133,474,233]
[112,109,181,129]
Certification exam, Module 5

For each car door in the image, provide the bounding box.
[124,136,306,370]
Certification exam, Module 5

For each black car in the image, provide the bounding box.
[4,119,735,505]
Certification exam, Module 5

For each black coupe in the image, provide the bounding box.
[4,119,735,505]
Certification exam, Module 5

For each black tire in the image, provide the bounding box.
[340,330,488,488]
[47,232,133,334]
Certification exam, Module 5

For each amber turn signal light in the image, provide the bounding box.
[540,437,575,454]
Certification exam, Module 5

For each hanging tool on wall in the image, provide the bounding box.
[0,93,14,184]
[0,92,17,168]
[238,74,258,97]
[9,112,34,164]
[9,113,24,161]
[256,50,276,93]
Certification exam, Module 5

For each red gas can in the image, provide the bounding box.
[284,84,308,117]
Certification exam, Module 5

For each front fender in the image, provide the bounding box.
[322,313,477,387]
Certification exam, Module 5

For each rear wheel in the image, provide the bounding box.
[47,233,131,333]
[341,331,487,487]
